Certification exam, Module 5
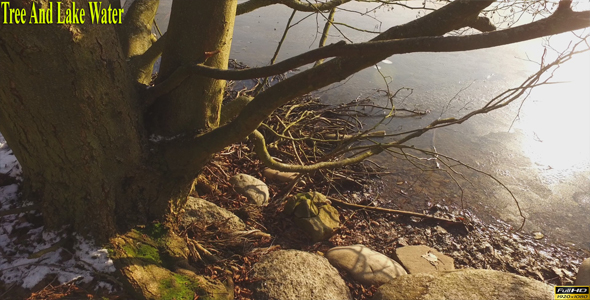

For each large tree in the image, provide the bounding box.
[1,0,589,298]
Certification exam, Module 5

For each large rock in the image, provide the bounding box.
[372,269,554,300]
[576,258,590,285]
[395,245,454,274]
[230,174,269,206]
[250,250,351,300]
[326,244,407,285]
[181,197,245,232]
[283,192,340,242]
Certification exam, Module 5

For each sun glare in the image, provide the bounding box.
[515,32,590,174]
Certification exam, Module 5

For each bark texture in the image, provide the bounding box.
[149,0,237,136]
[0,0,147,240]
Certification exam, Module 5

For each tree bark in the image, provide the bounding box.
[0,0,222,241]
[0,0,148,241]
[148,0,237,136]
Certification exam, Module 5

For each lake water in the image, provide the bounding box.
[154,1,590,249]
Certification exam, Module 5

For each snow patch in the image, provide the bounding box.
[0,133,22,179]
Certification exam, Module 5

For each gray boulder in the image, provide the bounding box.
[575,258,590,285]
[372,269,554,300]
[230,173,269,206]
[395,245,454,274]
[326,244,407,285]
[181,197,245,232]
[250,249,351,300]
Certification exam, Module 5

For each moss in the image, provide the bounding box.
[159,274,203,300]
[141,222,167,240]
[121,242,161,265]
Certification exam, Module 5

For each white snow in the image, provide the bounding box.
[0,133,117,292]
[0,135,22,179]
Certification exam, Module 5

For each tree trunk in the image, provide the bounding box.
[1,1,138,240]
[149,0,237,135]
[0,0,235,242]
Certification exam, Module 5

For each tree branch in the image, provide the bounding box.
[176,9,589,81]
[327,196,462,224]
[250,130,383,172]
[130,33,166,82]
[314,8,336,67]
[237,0,351,15]
[161,0,588,174]
[161,0,496,171]
[120,0,160,85]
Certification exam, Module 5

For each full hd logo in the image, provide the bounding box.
[555,286,590,299]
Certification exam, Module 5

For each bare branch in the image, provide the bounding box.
[388,44,590,145]
[162,0,589,175]
[328,196,463,224]
[177,8,589,81]
[237,0,351,15]
[161,0,496,171]
[254,9,298,95]
[314,8,336,67]
[250,130,383,172]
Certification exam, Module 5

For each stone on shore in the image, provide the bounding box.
[372,269,553,300]
[229,173,269,206]
[249,250,351,300]
[326,244,407,285]
[575,257,590,285]
[395,245,454,274]
[181,197,245,232]
[283,192,340,242]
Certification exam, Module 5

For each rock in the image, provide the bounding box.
[532,231,544,240]
[284,192,339,242]
[326,244,407,285]
[181,197,245,232]
[111,229,232,300]
[250,249,351,300]
[263,168,298,182]
[372,269,554,300]
[395,245,454,274]
[576,258,590,285]
[229,173,269,206]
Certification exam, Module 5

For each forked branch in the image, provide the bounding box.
[156,8,589,82]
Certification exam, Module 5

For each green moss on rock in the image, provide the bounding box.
[111,228,232,300]
[160,274,203,300]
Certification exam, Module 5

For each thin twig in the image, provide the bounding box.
[327,196,463,224]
